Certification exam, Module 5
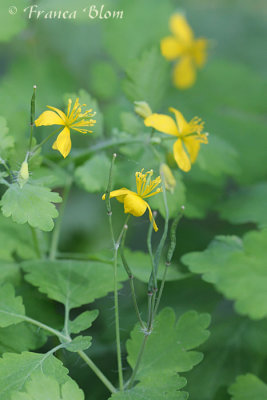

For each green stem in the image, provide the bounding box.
[63,136,161,166]
[127,334,149,389]
[30,226,42,259]
[120,225,145,330]
[147,211,157,292]
[105,154,124,391]
[57,251,112,263]
[10,313,116,393]
[32,127,62,157]
[28,85,36,152]
[49,178,72,260]
[153,208,184,317]
[113,245,123,391]
[77,350,116,394]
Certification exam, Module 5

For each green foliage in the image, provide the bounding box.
[0,323,46,354]
[0,263,20,286]
[0,352,69,400]
[123,47,169,110]
[122,249,189,282]
[65,336,92,352]
[185,313,267,400]
[1,183,62,231]
[217,182,267,228]
[89,61,118,101]
[229,374,267,400]
[75,154,111,193]
[110,374,187,400]
[182,229,267,319]
[0,215,36,261]
[111,308,210,399]
[69,310,99,334]
[0,284,25,327]
[10,372,84,400]
[22,260,124,309]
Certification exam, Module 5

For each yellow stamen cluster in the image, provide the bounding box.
[135,169,162,199]
[61,98,96,133]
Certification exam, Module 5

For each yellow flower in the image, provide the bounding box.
[35,98,96,158]
[161,13,208,89]
[102,169,162,232]
[145,108,208,172]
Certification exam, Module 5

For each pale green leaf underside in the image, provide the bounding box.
[1,183,62,232]
[11,371,84,400]
[65,335,92,352]
[0,352,69,400]
[22,260,124,309]
[229,374,267,400]
[182,229,267,319]
[69,310,99,334]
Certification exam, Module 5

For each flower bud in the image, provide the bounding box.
[160,163,176,193]
[134,101,152,119]
[18,161,29,188]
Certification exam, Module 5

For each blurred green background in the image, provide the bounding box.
[0,0,267,399]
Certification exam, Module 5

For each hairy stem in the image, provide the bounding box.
[13,314,116,393]
[127,334,149,389]
[105,153,124,391]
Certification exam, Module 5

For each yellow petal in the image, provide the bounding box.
[193,38,208,67]
[169,14,194,44]
[173,57,196,89]
[147,203,158,232]
[47,105,67,122]
[169,107,188,134]
[52,127,71,158]
[173,139,191,172]
[123,193,147,217]
[102,188,131,203]
[183,137,200,164]
[144,114,178,136]
[160,36,184,60]
[35,110,64,127]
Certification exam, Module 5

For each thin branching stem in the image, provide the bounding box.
[105,153,124,391]
[120,225,145,329]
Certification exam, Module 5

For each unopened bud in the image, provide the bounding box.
[134,101,152,119]
[160,163,176,193]
[18,161,29,188]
